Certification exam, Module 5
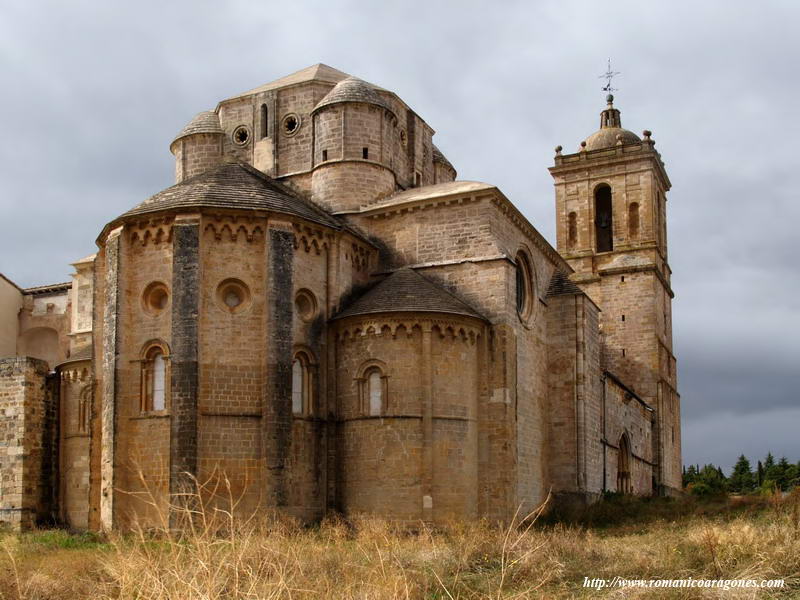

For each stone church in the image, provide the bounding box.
[0,64,681,531]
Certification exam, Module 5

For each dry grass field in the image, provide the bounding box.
[1,490,798,599]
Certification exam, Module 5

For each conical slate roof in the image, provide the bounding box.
[333,268,486,321]
[118,162,342,229]
[171,111,223,145]
[313,77,393,115]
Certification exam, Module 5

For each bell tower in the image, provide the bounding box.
[549,94,681,495]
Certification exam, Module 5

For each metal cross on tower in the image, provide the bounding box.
[599,59,620,93]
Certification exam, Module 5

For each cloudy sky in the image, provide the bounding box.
[1,1,797,473]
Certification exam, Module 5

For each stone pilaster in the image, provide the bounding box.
[100,226,121,531]
[170,216,200,518]
[263,221,294,507]
[421,323,433,521]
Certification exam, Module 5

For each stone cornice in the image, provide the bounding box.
[487,192,572,272]
[550,144,671,191]
[335,313,485,344]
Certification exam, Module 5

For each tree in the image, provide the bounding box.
[728,455,755,494]
[689,464,728,497]
[775,457,792,491]
[683,464,698,488]
[757,460,764,487]
[766,456,788,491]
[765,452,775,471]
[786,462,799,490]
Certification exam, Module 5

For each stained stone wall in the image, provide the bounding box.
[0,357,57,530]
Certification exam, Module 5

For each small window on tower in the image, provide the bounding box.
[362,147,369,159]
[322,149,328,162]
[260,104,268,139]
[414,171,421,187]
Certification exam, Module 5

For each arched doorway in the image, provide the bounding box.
[617,433,632,494]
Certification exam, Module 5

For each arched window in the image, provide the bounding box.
[515,250,535,322]
[140,342,170,412]
[617,433,632,494]
[291,350,315,416]
[628,202,640,240]
[367,369,382,416]
[567,211,578,249]
[357,360,388,416]
[260,104,268,139]
[594,185,613,252]
[78,384,91,433]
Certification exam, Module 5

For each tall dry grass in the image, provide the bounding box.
[1,483,799,599]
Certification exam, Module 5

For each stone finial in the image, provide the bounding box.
[642,130,652,139]
[580,141,587,152]
[555,145,562,156]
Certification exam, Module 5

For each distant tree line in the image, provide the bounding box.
[683,453,800,496]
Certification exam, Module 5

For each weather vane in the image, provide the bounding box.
[599,59,620,93]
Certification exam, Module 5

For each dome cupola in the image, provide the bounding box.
[582,94,640,151]
[312,77,393,116]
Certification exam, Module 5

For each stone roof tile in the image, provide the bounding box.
[432,144,455,171]
[172,111,223,145]
[546,270,583,297]
[333,268,486,321]
[313,77,393,115]
[118,162,342,229]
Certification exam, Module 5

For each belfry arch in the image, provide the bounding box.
[594,184,613,252]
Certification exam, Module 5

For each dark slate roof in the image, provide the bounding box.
[546,270,583,297]
[313,77,393,115]
[172,111,223,145]
[118,162,342,229]
[333,268,486,321]
[432,144,454,171]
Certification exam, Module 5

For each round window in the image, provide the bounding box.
[282,113,301,136]
[216,279,251,313]
[232,125,250,146]
[294,289,318,322]
[142,282,169,316]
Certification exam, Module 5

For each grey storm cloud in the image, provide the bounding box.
[1,0,797,474]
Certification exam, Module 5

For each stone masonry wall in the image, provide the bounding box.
[334,316,483,524]
[174,133,223,183]
[0,357,55,531]
[604,376,655,495]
